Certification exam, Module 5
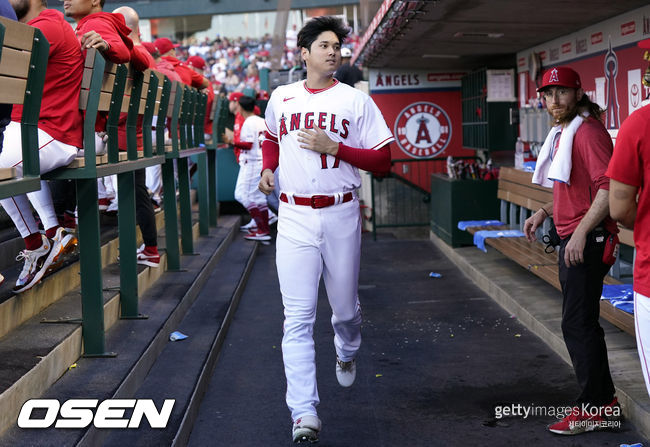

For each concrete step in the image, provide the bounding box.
[0,215,238,440]
[100,234,258,447]
[0,211,166,340]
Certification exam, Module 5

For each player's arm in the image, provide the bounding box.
[609,179,638,228]
[297,126,391,173]
[259,132,279,195]
[80,21,131,63]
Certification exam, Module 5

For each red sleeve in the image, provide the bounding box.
[86,19,131,63]
[607,109,646,187]
[233,141,253,150]
[189,68,208,89]
[336,143,391,173]
[575,118,613,191]
[130,45,154,71]
[262,132,279,172]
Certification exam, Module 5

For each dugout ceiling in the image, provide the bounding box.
[354,0,650,70]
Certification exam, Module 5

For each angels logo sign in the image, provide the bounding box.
[394,102,452,159]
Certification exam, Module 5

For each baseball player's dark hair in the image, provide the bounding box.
[297,16,349,51]
[238,95,256,112]
[100,0,105,7]
[41,0,47,6]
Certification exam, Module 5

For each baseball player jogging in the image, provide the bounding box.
[259,16,393,443]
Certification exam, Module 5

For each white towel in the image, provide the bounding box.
[532,113,587,187]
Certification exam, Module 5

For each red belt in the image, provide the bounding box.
[280,192,353,209]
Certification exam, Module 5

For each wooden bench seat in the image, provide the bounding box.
[465,167,636,336]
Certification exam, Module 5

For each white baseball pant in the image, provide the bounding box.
[234,160,266,209]
[277,197,362,420]
[0,122,77,236]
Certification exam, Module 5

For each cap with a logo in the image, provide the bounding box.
[228,91,244,102]
[341,47,352,58]
[154,37,179,56]
[187,55,206,70]
[537,66,581,92]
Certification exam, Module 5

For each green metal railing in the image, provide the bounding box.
[370,156,478,240]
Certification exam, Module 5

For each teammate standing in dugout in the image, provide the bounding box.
[259,16,394,444]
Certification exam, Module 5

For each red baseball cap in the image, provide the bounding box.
[537,66,581,92]
[638,38,650,49]
[141,42,158,56]
[228,91,244,102]
[187,55,206,70]
[154,37,179,56]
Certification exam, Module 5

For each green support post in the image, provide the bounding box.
[76,178,113,357]
[197,152,209,235]
[178,157,194,254]
[162,160,181,270]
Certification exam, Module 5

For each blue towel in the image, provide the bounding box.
[611,300,634,315]
[523,161,536,172]
[473,230,525,252]
[601,284,634,301]
[457,220,505,231]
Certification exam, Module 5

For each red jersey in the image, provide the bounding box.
[117,45,155,152]
[12,9,84,148]
[233,112,244,162]
[75,12,132,64]
[606,105,650,296]
[154,58,182,83]
[204,86,215,135]
[553,116,618,238]
[162,55,207,88]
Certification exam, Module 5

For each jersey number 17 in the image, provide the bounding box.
[320,154,341,169]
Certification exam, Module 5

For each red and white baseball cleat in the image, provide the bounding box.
[292,415,321,444]
[244,231,271,241]
[240,220,257,233]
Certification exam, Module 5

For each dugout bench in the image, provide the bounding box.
[464,166,635,336]
[40,49,212,356]
[0,17,48,198]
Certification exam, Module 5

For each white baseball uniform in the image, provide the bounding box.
[264,79,394,420]
[234,114,267,210]
[0,122,77,237]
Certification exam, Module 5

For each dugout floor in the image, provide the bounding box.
[187,232,646,446]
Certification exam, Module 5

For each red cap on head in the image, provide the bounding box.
[154,37,179,56]
[638,38,650,49]
[187,55,206,70]
[537,66,581,92]
[141,42,158,55]
[228,91,244,102]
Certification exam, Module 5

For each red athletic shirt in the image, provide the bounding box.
[204,86,215,135]
[552,116,618,238]
[75,12,132,64]
[161,56,206,88]
[11,9,84,148]
[154,58,182,83]
[117,46,154,152]
[606,104,650,296]
[76,12,133,133]
[233,112,244,162]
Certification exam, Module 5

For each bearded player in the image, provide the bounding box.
[259,16,393,444]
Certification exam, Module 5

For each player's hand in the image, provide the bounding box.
[222,128,234,144]
[523,209,546,242]
[80,31,110,52]
[297,127,338,156]
[563,231,586,268]
[259,169,275,195]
